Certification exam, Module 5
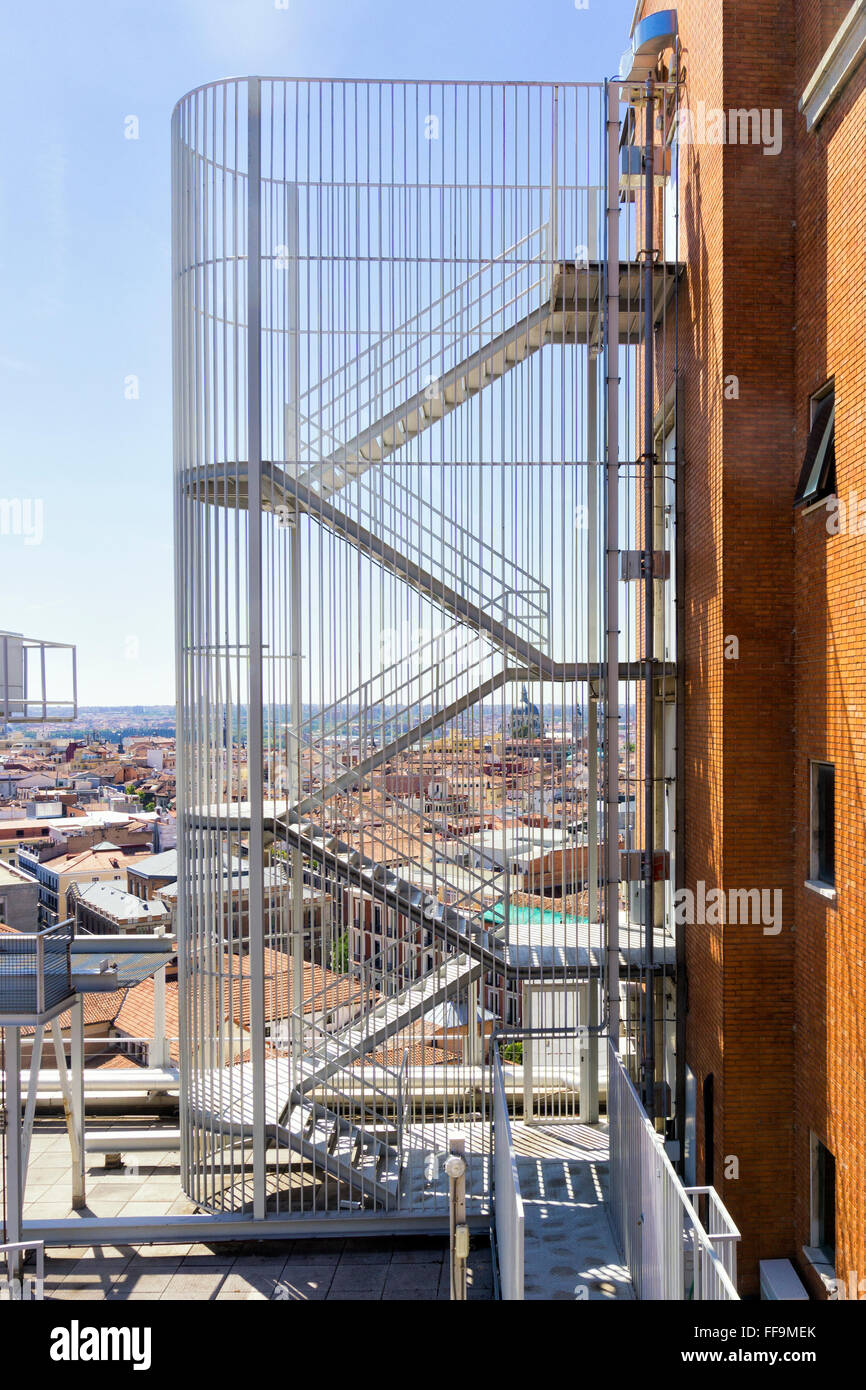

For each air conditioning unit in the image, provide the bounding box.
[759,1259,809,1301]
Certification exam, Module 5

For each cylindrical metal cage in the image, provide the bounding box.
[171,77,667,1223]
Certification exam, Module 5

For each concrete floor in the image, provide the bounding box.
[38,1234,493,1301]
[6,1120,493,1301]
[6,1116,628,1301]
[512,1120,633,1301]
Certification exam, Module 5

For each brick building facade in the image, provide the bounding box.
[631,0,865,1296]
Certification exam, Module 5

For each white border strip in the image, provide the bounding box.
[800,1,866,131]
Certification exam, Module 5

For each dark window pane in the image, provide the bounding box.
[818,1144,836,1256]
[816,764,835,886]
[794,392,835,507]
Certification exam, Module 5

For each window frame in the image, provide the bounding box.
[807,759,836,896]
[809,1132,836,1262]
[795,381,836,509]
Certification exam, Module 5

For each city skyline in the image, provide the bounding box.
[1,0,633,705]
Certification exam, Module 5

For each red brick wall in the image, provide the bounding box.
[791,0,866,1299]
[632,0,866,1297]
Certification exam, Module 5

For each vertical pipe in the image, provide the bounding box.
[246,77,267,1221]
[5,1029,22,1270]
[586,194,600,1123]
[286,181,305,1089]
[20,1025,44,1183]
[674,382,687,1154]
[445,1150,468,1300]
[70,999,85,1209]
[604,83,621,1051]
[642,77,656,1116]
[549,86,559,300]
[153,961,168,1070]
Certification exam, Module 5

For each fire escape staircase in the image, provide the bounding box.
[189,222,677,1205]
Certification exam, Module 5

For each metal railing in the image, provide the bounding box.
[492,1040,524,1300]
[298,223,550,480]
[685,1186,740,1290]
[0,921,74,1018]
[0,631,77,724]
[0,1242,44,1301]
[607,1041,739,1301]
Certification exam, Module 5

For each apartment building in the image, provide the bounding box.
[0,859,39,931]
[18,840,157,926]
[631,0,865,1296]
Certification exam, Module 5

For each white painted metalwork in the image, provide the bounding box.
[0,1241,44,1300]
[492,1041,524,1300]
[172,77,617,1223]
[0,631,77,724]
[685,1185,740,1290]
[607,1040,739,1300]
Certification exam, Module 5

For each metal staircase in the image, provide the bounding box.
[192,1050,405,1209]
[290,952,484,1099]
[280,1097,400,1207]
[190,217,599,1207]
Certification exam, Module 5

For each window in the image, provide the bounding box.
[810,1134,836,1262]
[684,1064,697,1187]
[663,129,679,262]
[794,385,835,507]
[703,1073,714,1187]
[809,761,835,889]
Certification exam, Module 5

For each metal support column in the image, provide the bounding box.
[586,189,600,1124]
[5,1028,23,1272]
[246,76,267,1221]
[152,962,168,1070]
[604,82,622,1051]
[51,1017,83,1209]
[70,1000,85,1209]
[642,77,657,1115]
[20,1025,43,1182]
[286,180,305,1089]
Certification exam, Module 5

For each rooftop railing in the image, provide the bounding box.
[0,631,77,724]
[607,1041,740,1301]
[0,921,74,1020]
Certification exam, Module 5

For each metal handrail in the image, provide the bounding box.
[290,1006,407,1094]
[297,931,477,1065]
[607,1042,739,1300]
[491,1039,525,1300]
[396,1046,409,1209]
[297,223,549,428]
[329,467,552,649]
[292,774,510,920]
[299,618,498,746]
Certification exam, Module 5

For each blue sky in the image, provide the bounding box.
[1,0,635,705]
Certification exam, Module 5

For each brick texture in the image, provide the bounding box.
[633,0,864,1297]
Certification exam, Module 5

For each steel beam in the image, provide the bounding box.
[246,76,267,1221]
[605,82,622,1051]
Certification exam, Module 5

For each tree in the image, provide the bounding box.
[330,931,349,974]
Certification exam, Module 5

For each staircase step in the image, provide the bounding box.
[280,1099,397,1206]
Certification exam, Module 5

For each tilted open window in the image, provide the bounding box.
[794,386,835,507]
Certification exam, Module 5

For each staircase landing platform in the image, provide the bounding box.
[511,1120,633,1301]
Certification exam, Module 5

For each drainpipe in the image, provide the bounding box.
[605,82,622,1055]
[642,76,657,1116]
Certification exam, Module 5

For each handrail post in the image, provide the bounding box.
[605,82,622,1051]
[446,1146,468,1300]
[36,934,44,1016]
